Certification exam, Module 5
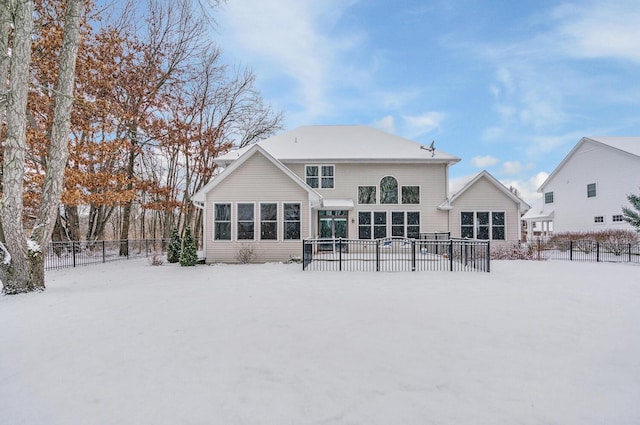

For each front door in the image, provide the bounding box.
[318,210,348,251]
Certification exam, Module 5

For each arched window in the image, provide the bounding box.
[380,176,398,204]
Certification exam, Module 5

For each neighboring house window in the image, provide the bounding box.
[305,165,334,189]
[380,176,398,204]
[402,186,420,204]
[391,211,420,238]
[260,203,277,240]
[544,192,554,204]
[460,211,505,240]
[612,214,624,222]
[237,203,255,240]
[358,186,376,204]
[214,203,231,240]
[594,216,604,224]
[358,212,372,239]
[587,183,597,198]
[284,203,301,240]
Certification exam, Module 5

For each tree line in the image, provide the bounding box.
[1,0,282,293]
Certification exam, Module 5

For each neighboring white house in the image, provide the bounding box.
[192,125,529,263]
[522,136,640,239]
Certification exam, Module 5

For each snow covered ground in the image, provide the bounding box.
[1,259,639,425]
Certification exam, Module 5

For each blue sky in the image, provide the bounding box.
[215,0,640,203]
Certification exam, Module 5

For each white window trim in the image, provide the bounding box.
[305,164,335,190]
[283,202,303,241]
[236,202,256,241]
[544,191,554,204]
[401,185,422,205]
[259,201,279,241]
[213,201,232,242]
[357,185,377,205]
[380,175,400,205]
[391,210,421,237]
[460,210,507,241]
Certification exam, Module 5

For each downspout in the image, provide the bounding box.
[308,200,314,238]
[192,200,205,259]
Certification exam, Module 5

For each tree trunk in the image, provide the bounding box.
[1,0,84,294]
[1,0,35,293]
[63,205,80,241]
[119,145,136,256]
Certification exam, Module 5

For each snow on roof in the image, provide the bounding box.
[587,136,640,157]
[538,136,640,192]
[216,125,460,164]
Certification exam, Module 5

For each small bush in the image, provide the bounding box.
[235,244,255,264]
[549,230,638,255]
[491,243,542,260]
[149,253,164,266]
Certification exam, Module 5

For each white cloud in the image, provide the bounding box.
[552,1,640,63]
[372,115,396,134]
[220,0,360,119]
[501,171,549,206]
[471,155,500,168]
[501,161,523,175]
[402,111,445,138]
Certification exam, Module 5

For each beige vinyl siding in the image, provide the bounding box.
[449,176,520,243]
[204,152,311,263]
[287,162,450,238]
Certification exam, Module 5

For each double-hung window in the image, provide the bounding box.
[358,211,387,239]
[237,203,255,240]
[587,183,597,198]
[544,192,554,204]
[460,211,505,240]
[260,203,277,240]
[358,212,372,239]
[391,211,420,238]
[283,203,301,240]
[306,165,334,189]
[214,203,231,240]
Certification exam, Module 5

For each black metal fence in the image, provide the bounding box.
[45,239,167,271]
[302,237,490,272]
[530,239,640,263]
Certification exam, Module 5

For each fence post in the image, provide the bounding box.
[72,241,76,268]
[411,240,416,271]
[338,238,342,271]
[570,240,573,261]
[486,241,491,272]
[629,244,632,263]
[596,242,600,262]
[376,241,380,272]
[449,240,453,272]
[102,240,106,263]
[127,240,130,259]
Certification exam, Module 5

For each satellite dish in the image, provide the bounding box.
[420,140,436,157]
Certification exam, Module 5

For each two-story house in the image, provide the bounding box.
[522,136,640,239]
[192,125,529,263]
